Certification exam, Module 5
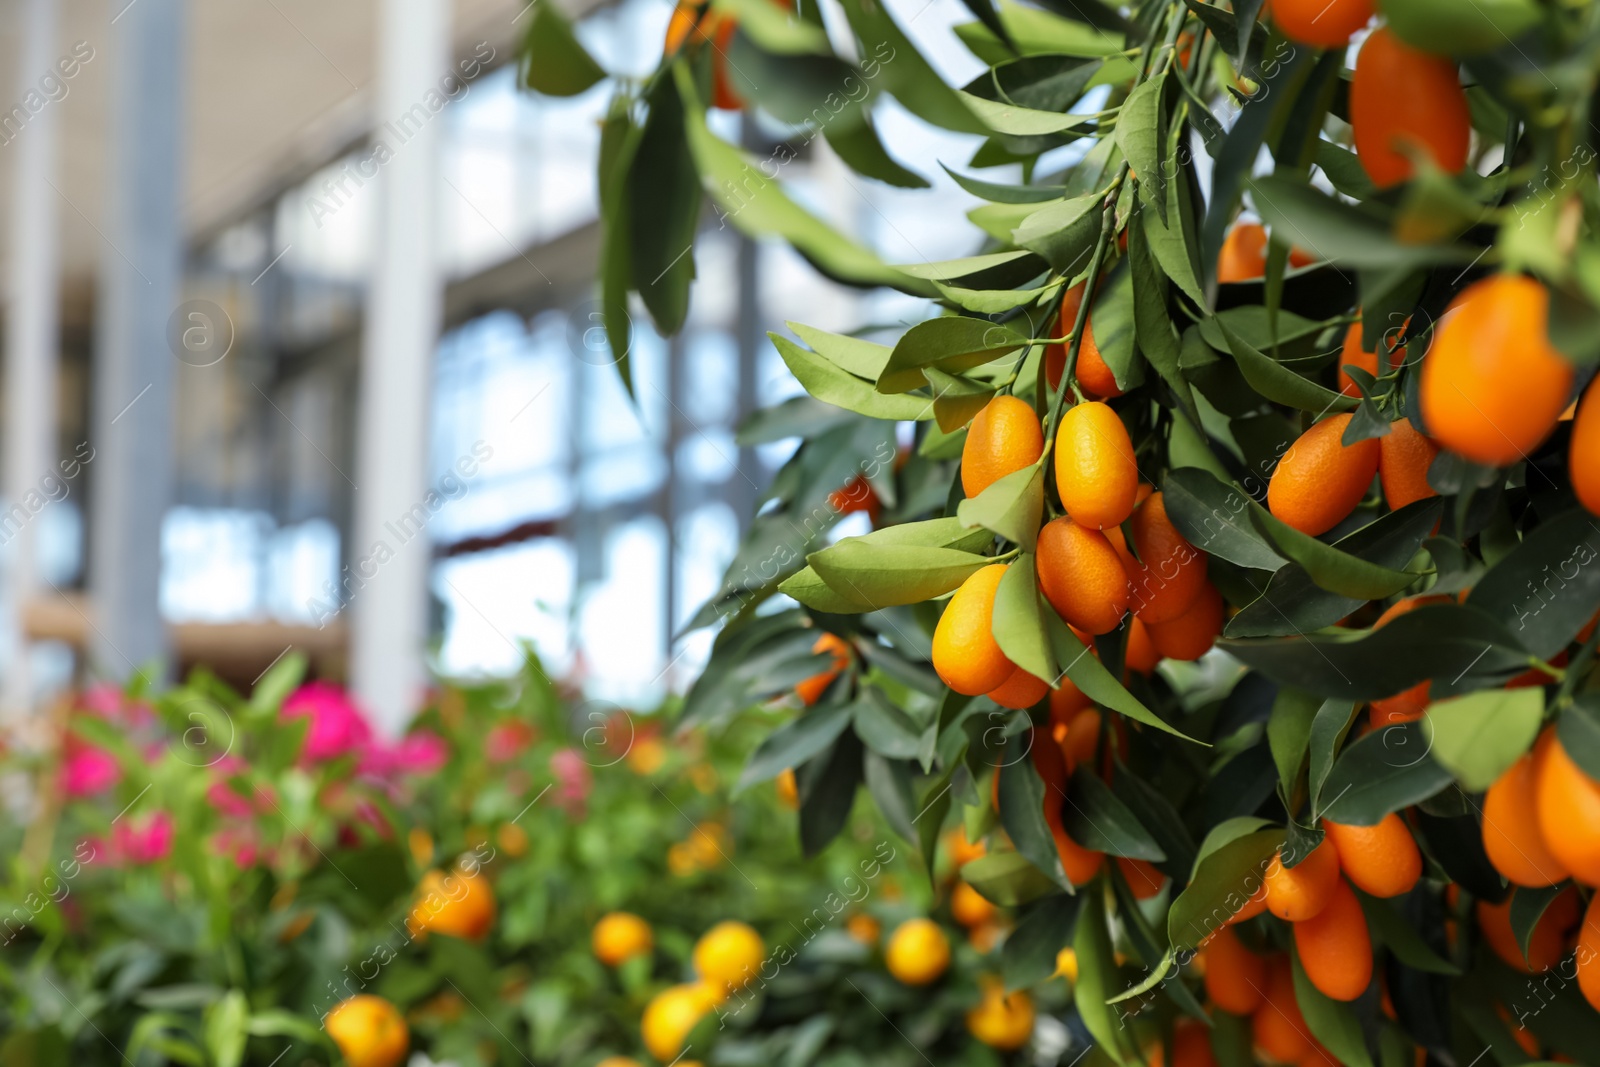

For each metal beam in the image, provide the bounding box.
[350,0,450,733]
[88,0,185,682]
[3,0,62,717]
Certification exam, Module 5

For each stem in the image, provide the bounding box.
[1042,2,1188,450]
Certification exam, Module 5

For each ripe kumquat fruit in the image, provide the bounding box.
[1483,743,1569,887]
[1573,377,1600,516]
[693,920,765,992]
[1268,413,1380,536]
[1031,728,1105,885]
[325,995,409,1067]
[642,983,720,1060]
[1420,275,1574,467]
[1294,878,1373,1001]
[1217,221,1267,284]
[794,631,850,706]
[1145,582,1225,661]
[1055,401,1139,530]
[1170,1018,1218,1067]
[1124,616,1160,675]
[966,975,1036,1050]
[1251,956,1313,1063]
[664,1,742,110]
[932,564,1015,696]
[1351,27,1470,187]
[951,880,998,928]
[1337,322,1382,398]
[407,866,496,942]
[1477,886,1581,973]
[593,911,654,966]
[885,918,951,985]
[1264,839,1340,922]
[1578,893,1600,1010]
[1049,281,1122,399]
[1379,419,1439,512]
[1037,518,1131,635]
[1323,814,1422,898]
[1126,492,1208,624]
[1534,729,1600,886]
[963,395,1045,499]
[1266,0,1373,48]
[987,664,1050,710]
[1202,924,1266,1015]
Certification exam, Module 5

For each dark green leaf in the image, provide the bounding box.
[1317,722,1452,825]
[740,703,855,789]
[1466,510,1600,659]
[1356,890,1459,975]
[520,2,607,96]
[1075,893,1131,1065]
[798,730,863,855]
[879,317,1029,393]
[1002,893,1081,991]
[1162,467,1287,572]
[630,72,701,334]
[1062,766,1165,861]
[999,735,1071,889]
[961,850,1060,905]
[1289,950,1375,1067]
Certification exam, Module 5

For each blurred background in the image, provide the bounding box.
[0,0,1020,727]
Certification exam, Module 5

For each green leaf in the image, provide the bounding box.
[806,541,991,610]
[1355,891,1459,975]
[825,118,929,189]
[520,2,607,97]
[957,462,1044,550]
[1382,0,1540,55]
[771,335,936,421]
[1289,951,1375,1067]
[784,515,995,611]
[1223,604,1530,702]
[839,0,988,134]
[992,554,1057,682]
[1167,827,1283,952]
[250,652,306,715]
[1141,151,1205,306]
[1118,75,1166,218]
[1466,510,1600,659]
[1307,699,1358,814]
[962,851,1060,905]
[1161,467,1287,572]
[925,367,996,432]
[1317,721,1453,825]
[879,317,1029,394]
[942,163,1064,204]
[999,737,1072,890]
[1268,688,1320,802]
[1061,766,1165,861]
[1425,689,1543,792]
[1556,695,1600,781]
[1002,894,1080,990]
[716,0,834,54]
[678,67,931,293]
[740,703,855,789]
[1089,259,1142,392]
[1214,318,1355,415]
[787,323,893,379]
[853,689,928,760]
[1228,499,1445,638]
[1014,194,1103,272]
[1074,891,1130,1065]
[1247,174,1475,269]
[1248,502,1419,601]
[959,91,1101,136]
[1045,613,1198,742]
[203,990,249,1067]
[630,72,702,334]
[934,281,1052,315]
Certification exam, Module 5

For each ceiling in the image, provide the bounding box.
[0,0,547,286]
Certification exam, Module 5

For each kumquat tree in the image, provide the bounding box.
[523,0,1600,1064]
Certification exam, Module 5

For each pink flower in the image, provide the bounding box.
[486,721,536,763]
[61,747,120,797]
[209,825,260,867]
[360,730,449,778]
[111,811,174,865]
[78,684,156,729]
[549,747,592,816]
[281,682,373,763]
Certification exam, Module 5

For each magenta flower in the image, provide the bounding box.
[111,811,174,865]
[281,682,374,763]
[549,747,592,816]
[61,746,120,797]
[360,729,449,778]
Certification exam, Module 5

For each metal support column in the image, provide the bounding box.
[350,0,449,732]
[89,0,185,681]
[3,0,61,716]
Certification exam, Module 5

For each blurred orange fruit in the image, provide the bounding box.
[951,880,998,927]
[1420,275,1574,466]
[1266,0,1372,47]
[1202,925,1266,1015]
[325,995,409,1067]
[886,918,951,985]
[1251,957,1312,1063]
[593,911,654,966]
[1535,730,1600,885]
[1573,377,1600,516]
[641,982,721,1060]
[408,866,495,942]
[966,975,1035,1050]
[693,920,765,992]
[1217,222,1267,284]
[795,632,850,706]
[1351,27,1470,187]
